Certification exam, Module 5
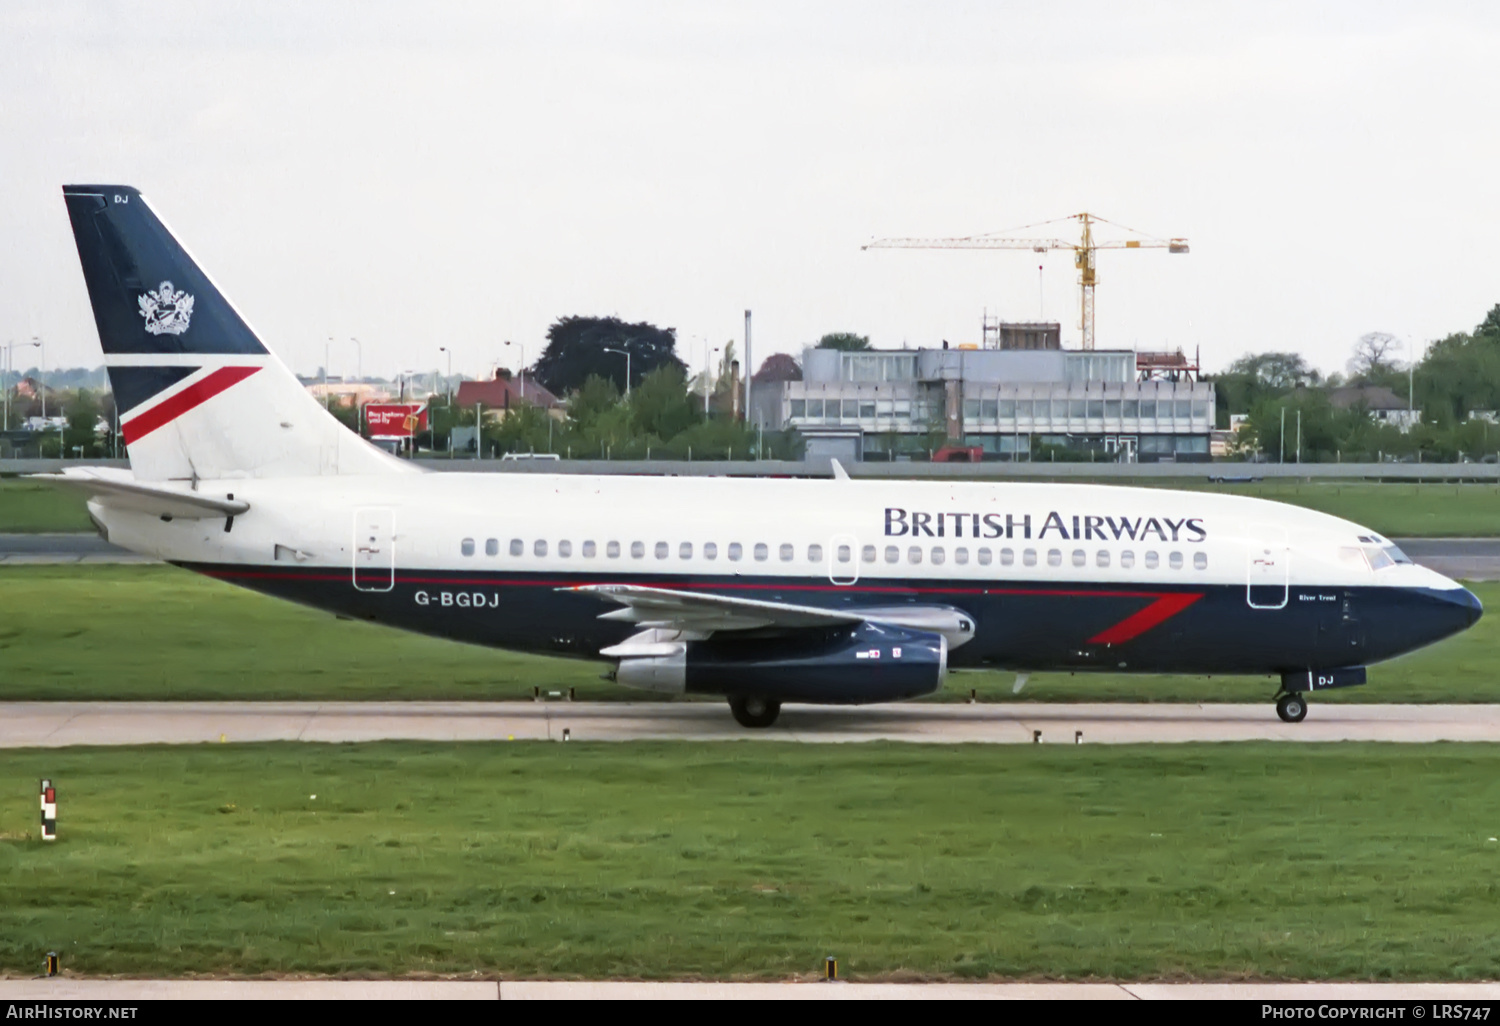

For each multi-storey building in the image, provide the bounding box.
[752,344,1215,463]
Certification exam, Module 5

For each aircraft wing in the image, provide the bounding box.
[31,467,249,520]
[564,583,976,648]
[564,583,861,632]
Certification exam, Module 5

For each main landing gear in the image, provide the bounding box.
[1275,691,1308,724]
[729,696,782,729]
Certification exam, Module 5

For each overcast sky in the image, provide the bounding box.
[4,1,1498,382]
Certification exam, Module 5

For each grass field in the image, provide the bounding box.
[0,480,94,533]
[3,742,1500,980]
[1,477,1499,536]
[0,565,1493,704]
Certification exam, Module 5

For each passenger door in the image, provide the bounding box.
[353,508,396,592]
[1245,525,1289,610]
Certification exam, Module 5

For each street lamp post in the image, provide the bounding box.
[324,337,332,409]
[603,347,631,398]
[439,346,453,400]
[703,339,720,416]
[34,337,45,429]
[348,337,363,383]
[503,340,525,396]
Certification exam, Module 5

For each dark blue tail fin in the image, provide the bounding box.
[62,185,267,357]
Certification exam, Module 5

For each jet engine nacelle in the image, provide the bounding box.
[613,622,948,704]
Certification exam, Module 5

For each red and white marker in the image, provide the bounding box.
[40,779,56,841]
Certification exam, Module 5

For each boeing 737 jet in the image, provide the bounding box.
[41,185,1483,727]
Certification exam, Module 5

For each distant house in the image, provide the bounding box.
[1328,384,1420,433]
[455,372,561,420]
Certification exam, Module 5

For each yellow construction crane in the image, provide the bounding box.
[863,212,1188,350]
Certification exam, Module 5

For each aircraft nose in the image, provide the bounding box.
[1450,586,1484,629]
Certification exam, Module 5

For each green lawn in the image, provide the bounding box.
[0,564,1491,704]
[1,477,1499,536]
[3,742,1500,980]
[0,480,93,533]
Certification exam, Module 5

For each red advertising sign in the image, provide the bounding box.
[365,403,428,440]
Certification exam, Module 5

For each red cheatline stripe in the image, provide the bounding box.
[1088,592,1203,645]
[122,366,262,444]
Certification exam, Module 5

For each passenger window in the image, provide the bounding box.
[679,542,693,559]
[1023,549,1037,567]
[631,541,645,559]
[837,545,852,563]
[558,540,572,558]
[461,538,475,556]
[808,544,824,562]
[1145,550,1159,569]
[655,542,669,559]
[729,542,743,561]
[704,542,718,560]
[533,540,548,557]
[510,539,523,556]
[885,546,900,564]
[583,540,597,558]
[978,548,993,566]
[1193,551,1208,570]
[1096,550,1109,568]
[1071,549,1086,568]
[1047,549,1062,567]
[485,538,499,557]
[1169,551,1184,570]
[754,543,769,562]
[908,546,923,564]
[779,544,794,561]
[931,547,945,565]
[999,548,1013,566]
[862,545,877,563]
[1120,550,1135,569]
[955,547,969,565]
[607,540,621,558]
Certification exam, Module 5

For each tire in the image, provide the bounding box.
[1276,692,1308,723]
[729,696,781,729]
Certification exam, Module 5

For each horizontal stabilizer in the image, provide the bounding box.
[31,467,248,520]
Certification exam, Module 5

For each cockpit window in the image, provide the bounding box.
[1363,544,1412,570]
[1350,537,1413,570]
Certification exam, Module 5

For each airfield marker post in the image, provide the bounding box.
[823,956,837,981]
[40,779,56,841]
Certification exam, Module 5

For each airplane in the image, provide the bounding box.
[40,184,1482,728]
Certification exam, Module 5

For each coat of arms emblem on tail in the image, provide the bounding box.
[138,280,195,336]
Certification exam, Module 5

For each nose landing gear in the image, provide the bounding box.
[1275,691,1308,723]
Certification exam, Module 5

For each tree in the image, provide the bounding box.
[816,332,871,351]
[567,374,621,432]
[1347,332,1403,382]
[1226,351,1321,391]
[1477,304,1500,339]
[531,316,685,396]
[1206,351,1322,426]
[753,353,802,383]
[628,365,700,440]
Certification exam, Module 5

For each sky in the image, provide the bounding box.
[3,0,1498,383]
